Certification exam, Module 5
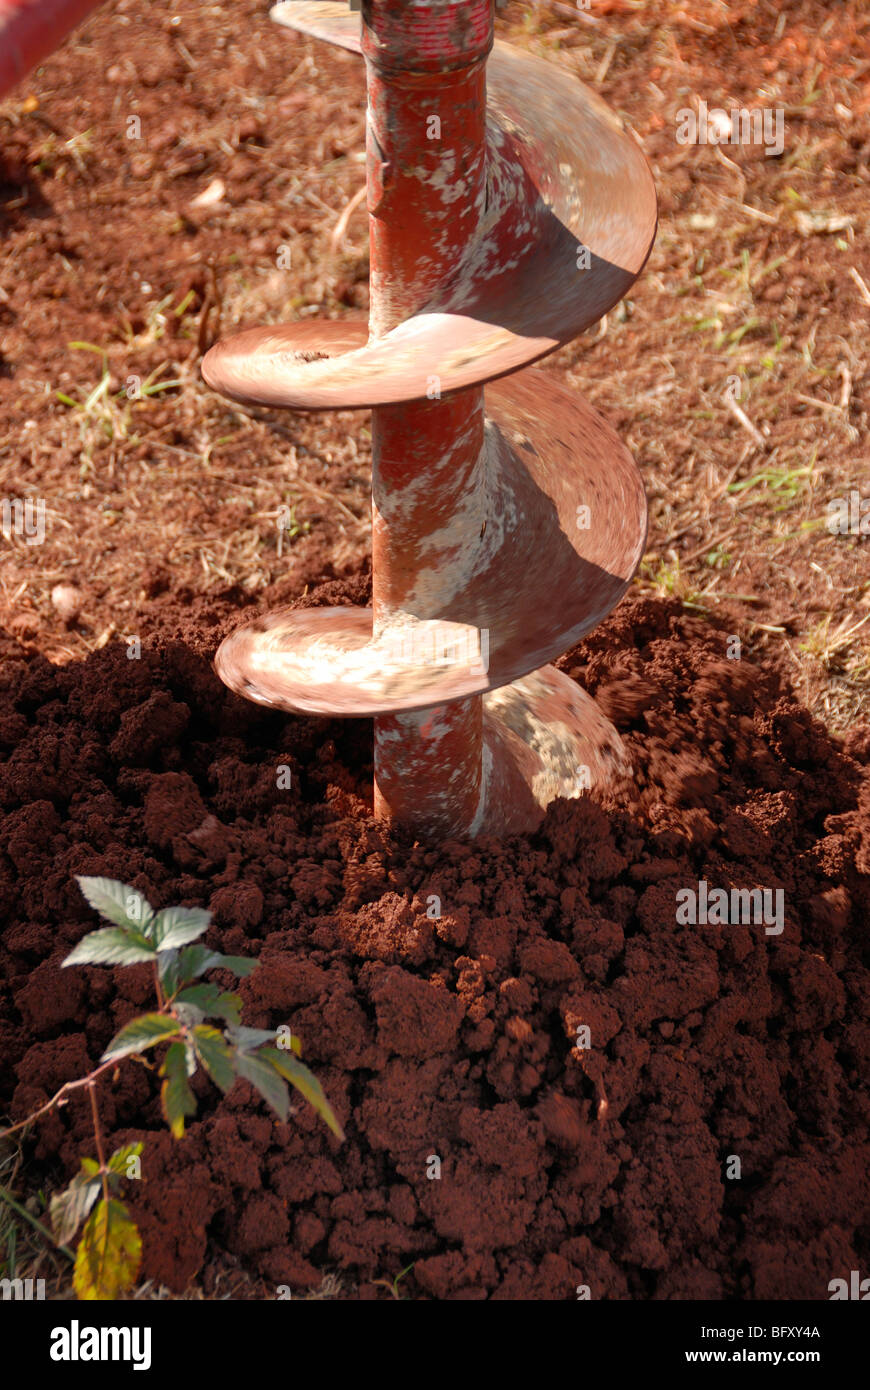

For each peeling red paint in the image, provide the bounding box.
[204,2,656,840]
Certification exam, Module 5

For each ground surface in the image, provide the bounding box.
[0,0,868,1300]
[0,0,868,720]
[2,591,869,1299]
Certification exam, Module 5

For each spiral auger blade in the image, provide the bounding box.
[202,0,657,841]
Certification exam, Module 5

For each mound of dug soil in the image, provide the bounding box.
[1,589,868,1300]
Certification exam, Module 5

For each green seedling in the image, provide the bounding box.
[373,1262,415,1301]
[0,877,343,1300]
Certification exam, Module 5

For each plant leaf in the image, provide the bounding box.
[152,906,211,952]
[162,945,256,992]
[173,1002,205,1028]
[206,952,257,978]
[193,1025,236,1092]
[226,1024,280,1053]
[50,1171,102,1246]
[278,1030,303,1057]
[160,1040,197,1138]
[158,948,182,993]
[102,1013,180,1063]
[107,1142,143,1177]
[257,1046,345,1140]
[63,928,156,968]
[75,876,154,934]
[234,1051,288,1122]
[176,984,241,1025]
[73,1197,141,1300]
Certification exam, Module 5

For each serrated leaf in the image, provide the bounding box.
[226,1024,281,1053]
[173,1003,205,1029]
[152,905,211,952]
[193,1025,236,1092]
[163,945,256,992]
[176,984,241,1025]
[63,927,156,968]
[209,952,257,978]
[73,1197,141,1300]
[160,1040,197,1138]
[76,876,154,934]
[158,948,183,993]
[234,1051,288,1122]
[102,1013,180,1063]
[107,1142,143,1176]
[257,1046,345,1140]
[50,1172,102,1246]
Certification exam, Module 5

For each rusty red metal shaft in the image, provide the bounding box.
[365,1,493,835]
[202,1,656,845]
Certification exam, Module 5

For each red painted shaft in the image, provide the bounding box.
[364,0,493,839]
[203,2,656,847]
[0,0,104,98]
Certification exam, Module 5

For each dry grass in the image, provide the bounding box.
[0,0,867,730]
[511,0,869,727]
[0,1135,73,1295]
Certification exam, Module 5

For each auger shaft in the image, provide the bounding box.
[364,0,494,837]
[202,0,656,850]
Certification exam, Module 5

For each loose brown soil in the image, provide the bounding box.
[1,0,869,1302]
[2,583,868,1299]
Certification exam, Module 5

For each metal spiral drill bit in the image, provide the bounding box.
[202,0,657,840]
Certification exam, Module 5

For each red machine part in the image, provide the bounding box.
[0,0,104,98]
[203,0,657,841]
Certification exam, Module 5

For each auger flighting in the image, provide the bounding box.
[202,0,657,841]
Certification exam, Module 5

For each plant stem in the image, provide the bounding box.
[87,1082,110,1206]
[0,1058,116,1142]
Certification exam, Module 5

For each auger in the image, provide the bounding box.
[202,0,657,841]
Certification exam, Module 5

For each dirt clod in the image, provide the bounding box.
[1,591,867,1299]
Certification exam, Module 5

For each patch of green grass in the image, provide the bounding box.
[55,343,184,457]
[704,547,732,570]
[639,555,709,611]
[727,454,817,509]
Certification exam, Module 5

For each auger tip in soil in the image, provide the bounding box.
[203,0,656,842]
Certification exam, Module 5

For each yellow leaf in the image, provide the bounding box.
[73,1197,142,1300]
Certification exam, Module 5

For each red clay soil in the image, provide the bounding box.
[1,580,869,1300]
